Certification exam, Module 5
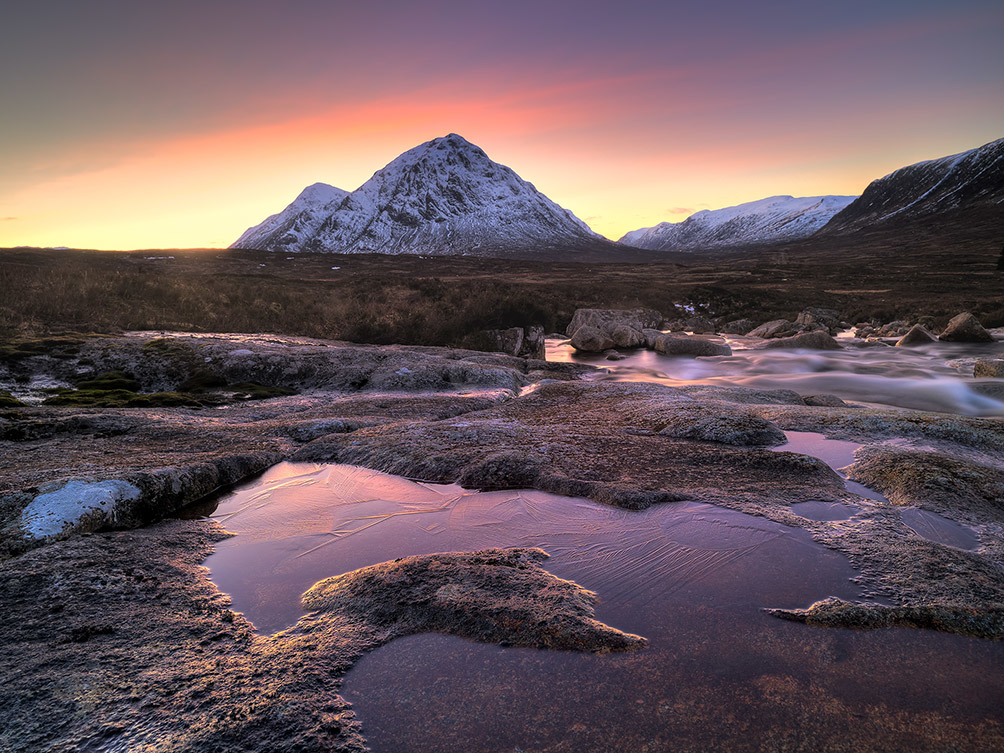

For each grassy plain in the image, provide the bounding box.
[2,210,1001,346]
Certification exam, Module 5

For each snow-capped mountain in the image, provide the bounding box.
[231,134,608,258]
[821,137,1004,233]
[233,183,349,252]
[619,195,856,252]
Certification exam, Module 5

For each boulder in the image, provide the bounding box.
[482,326,546,360]
[684,316,716,334]
[642,328,664,349]
[565,308,662,338]
[802,394,849,407]
[938,313,994,343]
[895,325,937,347]
[522,326,546,360]
[570,326,615,353]
[653,334,732,357]
[662,316,716,334]
[484,327,524,357]
[875,320,912,337]
[748,319,801,339]
[974,359,1004,378]
[795,308,841,334]
[720,319,756,335]
[604,350,628,361]
[609,325,647,349]
[760,331,842,351]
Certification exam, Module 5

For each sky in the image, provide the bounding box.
[1,0,1001,249]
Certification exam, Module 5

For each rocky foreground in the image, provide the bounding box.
[1,329,1003,751]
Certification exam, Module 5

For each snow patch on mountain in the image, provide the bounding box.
[619,195,856,252]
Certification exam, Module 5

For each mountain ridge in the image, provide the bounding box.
[619,194,856,252]
[820,137,1004,233]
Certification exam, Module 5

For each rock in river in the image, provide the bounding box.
[748,319,802,339]
[609,324,647,348]
[565,308,662,338]
[896,324,937,346]
[974,359,1004,378]
[570,326,615,353]
[653,334,732,357]
[939,312,994,343]
[760,331,842,351]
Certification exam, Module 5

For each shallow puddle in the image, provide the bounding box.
[790,500,860,521]
[901,507,980,551]
[198,462,1004,752]
[202,462,855,634]
[770,430,888,503]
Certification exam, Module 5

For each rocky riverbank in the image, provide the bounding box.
[2,329,1003,751]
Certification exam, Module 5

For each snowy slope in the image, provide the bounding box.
[821,137,1004,232]
[232,183,349,252]
[231,134,602,257]
[619,195,856,252]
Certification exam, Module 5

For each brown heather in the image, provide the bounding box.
[2,209,1002,345]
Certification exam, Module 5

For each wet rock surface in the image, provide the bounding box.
[653,333,732,356]
[1,333,579,556]
[3,331,1004,751]
[759,330,842,350]
[0,522,633,752]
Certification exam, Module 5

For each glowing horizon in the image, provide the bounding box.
[1,0,1002,250]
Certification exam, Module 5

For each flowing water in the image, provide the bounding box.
[546,334,1004,416]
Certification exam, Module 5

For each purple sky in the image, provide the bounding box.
[1,0,1001,247]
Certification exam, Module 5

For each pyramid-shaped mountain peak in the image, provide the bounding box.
[232,134,609,259]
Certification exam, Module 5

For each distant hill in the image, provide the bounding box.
[619,195,856,252]
[821,137,1004,234]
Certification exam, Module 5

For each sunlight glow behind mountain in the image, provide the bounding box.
[0,0,1001,249]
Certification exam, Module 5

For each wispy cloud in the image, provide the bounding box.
[1,216,18,221]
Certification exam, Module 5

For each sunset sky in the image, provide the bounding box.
[1,0,1001,249]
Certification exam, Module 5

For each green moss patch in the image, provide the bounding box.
[0,390,25,407]
[177,369,228,392]
[225,383,296,400]
[74,370,142,392]
[40,380,295,408]
[42,389,205,408]
[0,334,99,364]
